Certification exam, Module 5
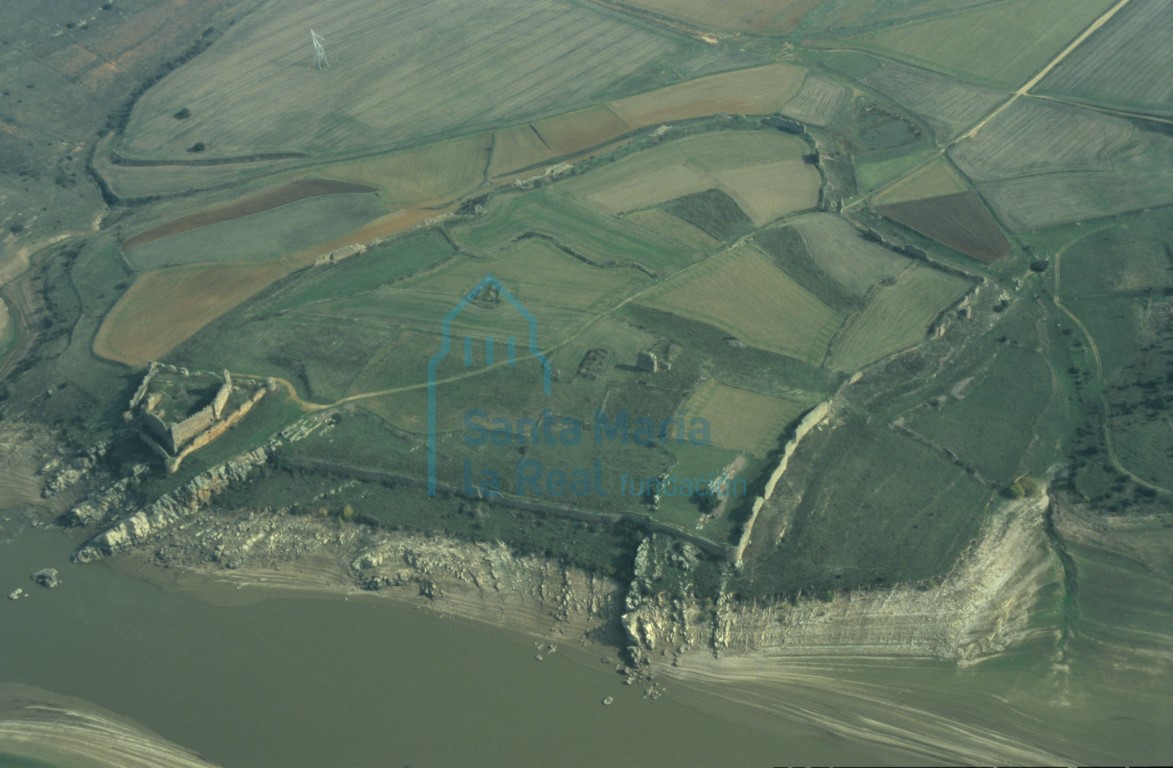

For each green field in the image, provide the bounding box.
[558,130,819,227]
[856,57,1006,141]
[907,345,1054,485]
[450,190,697,276]
[1037,0,1172,116]
[828,266,970,371]
[787,214,912,296]
[123,193,386,271]
[684,380,809,455]
[738,416,995,597]
[641,243,843,364]
[854,146,940,194]
[119,0,705,159]
[980,127,1173,230]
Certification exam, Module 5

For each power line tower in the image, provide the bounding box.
[310,29,328,70]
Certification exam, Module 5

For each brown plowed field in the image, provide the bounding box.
[876,191,1010,263]
[122,179,377,250]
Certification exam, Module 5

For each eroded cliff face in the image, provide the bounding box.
[622,494,1060,667]
[59,417,1060,669]
[73,446,270,563]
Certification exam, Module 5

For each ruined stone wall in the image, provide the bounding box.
[210,375,231,420]
[169,404,217,451]
[141,411,174,453]
[167,387,267,473]
[126,362,159,415]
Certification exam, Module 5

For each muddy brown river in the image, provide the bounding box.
[0,501,1168,766]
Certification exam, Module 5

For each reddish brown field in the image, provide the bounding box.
[121,179,376,250]
[876,191,1010,263]
[96,206,443,366]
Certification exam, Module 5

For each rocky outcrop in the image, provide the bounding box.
[38,441,108,499]
[73,447,270,563]
[66,464,149,526]
[31,569,59,588]
[624,494,1059,665]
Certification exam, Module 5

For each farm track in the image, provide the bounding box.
[845,0,1135,213]
[223,0,1148,473]
[232,226,771,411]
[1052,231,1172,496]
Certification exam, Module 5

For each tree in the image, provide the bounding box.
[1007,476,1041,499]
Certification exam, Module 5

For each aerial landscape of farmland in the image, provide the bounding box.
[0,0,1169,765]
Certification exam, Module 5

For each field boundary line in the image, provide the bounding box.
[844,0,1133,214]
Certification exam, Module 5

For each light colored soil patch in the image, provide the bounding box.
[94,262,290,366]
[97,207,442,366]
[609,63,806,126]
[0,297,10,347]
[715,158,821,225]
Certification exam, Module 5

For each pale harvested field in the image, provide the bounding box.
[860,59,1006,140]
[534,105,633,158]
[489,124,556,177]
[121,0,686,159]
[390,237,639,315]
[96,208,441,365]
[789,215,910,296]
[609,63,806,126]
[685,380,807,455]
[951,99,1134,182]
[321,133,491,207]
[716,159,821,225]
[560,131,817,225]
[845,0,1115,88]
[874,157,968,206]
[829,266,970,371]
[1039,0,1172,115]
[643,243,841,363]
[779,74,850,127]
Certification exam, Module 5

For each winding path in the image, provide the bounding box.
[1051,231,1171,495]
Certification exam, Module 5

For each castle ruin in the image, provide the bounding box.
[126,363,271,473]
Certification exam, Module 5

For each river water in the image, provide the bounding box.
[0,520,897,767]
[1,503,1168,766]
